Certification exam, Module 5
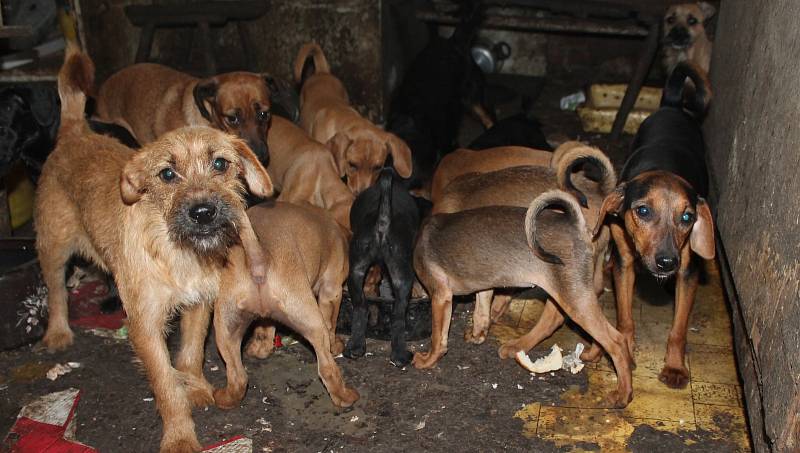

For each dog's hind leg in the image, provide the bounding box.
[498,298,565,359]
[213,297,254,410]
[385,258,414,367]
[318,278,345,355]
[490,294,512,323]
[344,258,371,359]
[175,302,214,408]
[412,267,453,369]
[464,289,492,344]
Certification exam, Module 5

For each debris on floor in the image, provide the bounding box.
[46,362,80,381]
[516,344,565,374]
[202,436,252,453]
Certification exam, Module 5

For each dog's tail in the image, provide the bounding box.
[661,61,712,116]
[57,40,94,133]
[525,190,587,265]
[553,142,616,208]
[293,42,331,86]
[449,0,485,51]
[375,166,394,244]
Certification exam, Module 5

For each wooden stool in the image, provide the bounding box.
[124,1,268,76]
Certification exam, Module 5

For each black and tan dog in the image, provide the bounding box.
[591,62,715,389]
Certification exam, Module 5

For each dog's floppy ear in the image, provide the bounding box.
[193,79,218,122]
[326,132,352,177]
[592,184,626,238]
[384,132,412,178]
[120,153,149,205]
[698,2,716,19]
[232,138,274,198]
[690,198,715,259]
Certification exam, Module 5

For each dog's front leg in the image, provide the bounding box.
[464,290,493,344]
[175,302,214,408]
[498,298,564,359]
[659,246,698,389]
[611,223,637,359]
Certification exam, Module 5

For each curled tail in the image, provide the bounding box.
[524,190,587,265]
[661,61,712,116]
[58,40,94,133]
[555,144,616,208]
[293,42,331,85]
[375,167,394,243]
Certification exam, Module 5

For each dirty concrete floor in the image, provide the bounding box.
[0,76,751,452]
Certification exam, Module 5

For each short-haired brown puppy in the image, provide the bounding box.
[36,44,273,452]
[413,191,633,407]
[592,62,714,389]
[294,43,412,194]
[96,62,275,164]
[662,2,715,74]
[212,201,359,410]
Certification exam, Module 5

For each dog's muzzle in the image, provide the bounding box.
[170,197,239,257]
[664,27,691,48]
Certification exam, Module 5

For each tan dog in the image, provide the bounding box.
[413,191,633,407]
[36,45,273,452]
[430,145,552,204]
[267,115,354,232]
[213,201,359,410]
[662,2,716,74]
[96,63,274,164]
[294,43,412,194]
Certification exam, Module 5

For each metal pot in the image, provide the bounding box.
[471,40,512,74]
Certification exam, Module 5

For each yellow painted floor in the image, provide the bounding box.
[489,259,752,452]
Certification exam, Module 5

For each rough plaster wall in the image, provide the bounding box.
[704,1,800,451]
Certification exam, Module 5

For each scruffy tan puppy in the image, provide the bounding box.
[294,43,412,194]
[662,2,716,74]
[96,62,275,164]
[36,44,273,453]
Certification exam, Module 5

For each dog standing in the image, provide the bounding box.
[294,43,412,194]
[344,163,420,367]
[95,63,275,164]
[662,2,716,74]
[36,45,273,452]
[592,62,715,389]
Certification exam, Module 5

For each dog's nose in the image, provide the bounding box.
[655,255,677,272]
[188,203,217,225]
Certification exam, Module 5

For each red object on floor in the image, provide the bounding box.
[67,280,126,330]
[4,391,97,452]
[274,333,283,348]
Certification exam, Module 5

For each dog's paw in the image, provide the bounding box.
[41,328,74,352]
[497,343,520,360]
[463,328,487,345]
[329,385,360,408]
[659,366,690,389]
[605,389,633,409]
[343,340,366,359]
[390,349,413,368]
[213,385,246,410]
[331,336,345,356]
[579,343,604,363]
[412,350,441,369]
[244,335,275,359]
[160,437,202,453]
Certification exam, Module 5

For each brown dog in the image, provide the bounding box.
[266,115,354,232]
[212,201,359,410]
[36,45,273,452]
[429,145,552,203]
[95,63,274,164]
[662,2,715,74]
[413,191,633,407]
[294,43,412,194]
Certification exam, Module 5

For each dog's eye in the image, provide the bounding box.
[635,206,651,218]
[257,110,271,123]
[160,167,177,182]
[225,115,240,126]
[349,162,357,172]
[212,157,229,173]
[687,16,698,25]
[680,212,694,224]
[666,16,676,24]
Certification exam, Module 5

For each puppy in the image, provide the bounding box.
[96,63,275,164]
[592,62,715,389]
[344,162,420,366]
[466,97,551,151]
[36,45,272,452]
[294,43,412,194]
[662,2,716,74]
[413,191,633,407]
[212,201,359,410]
[266,115,354,232]
[430,145,552,203]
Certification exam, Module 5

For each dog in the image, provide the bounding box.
[212,201,359,410]
[343,161,420,366]
[0,85,139,180]
[429,145,552,203]
[413,190,633,407]
[662,2,716,74]
[591,62,715,389]
[36,44,273,452]
[294,42,412,194]
[266,115,355,232]
[466,97,551,151]
[95,63,275,165]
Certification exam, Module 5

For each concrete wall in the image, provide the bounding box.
[705,1,800,451]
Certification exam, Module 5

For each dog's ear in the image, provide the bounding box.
[698,2,716,19]
[690,198,715,259]
[592,184,626,238]
[384,132,412,178]
[232,138,274,198]
[326,132,352,177]
[120,153,149,205]
[264,74,279,94]
[193,79,218,123]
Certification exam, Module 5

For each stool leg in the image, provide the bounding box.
[198,20,217,76]
[611,20,660,140]
[135,23,155,64]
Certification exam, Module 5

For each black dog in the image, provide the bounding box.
[467,97,552,151]
[344,161,420,366]
[0,85,138,180]
[387,0,493,192]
